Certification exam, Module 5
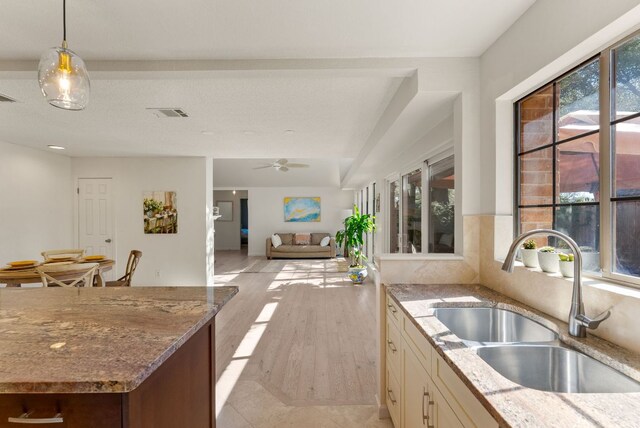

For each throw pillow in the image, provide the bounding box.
[320,236,331,247]
[277,233,293,245]
[271,234,282,248]
[293,233,311,245]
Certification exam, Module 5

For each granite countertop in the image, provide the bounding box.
[386,283,640,428]
[0,286,237,394]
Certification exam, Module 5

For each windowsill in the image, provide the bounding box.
[377,253,465,262]
[503,260,640,300]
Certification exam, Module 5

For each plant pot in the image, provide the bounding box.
[538,251,559,273]
[582,252,600,272]
[559,261,574,278]
[520,248,539,268]
[348,266,368,284]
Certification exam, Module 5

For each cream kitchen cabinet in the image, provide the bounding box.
[385,292,497,428]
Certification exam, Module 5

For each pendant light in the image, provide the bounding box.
[38,0,90,110]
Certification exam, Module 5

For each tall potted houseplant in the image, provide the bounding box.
[336,205,376,284]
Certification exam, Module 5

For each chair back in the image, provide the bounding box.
[119,250,142,286]
[41,249,85,262]
[36,263,99,288]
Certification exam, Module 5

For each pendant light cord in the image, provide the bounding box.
[63,0,67,42]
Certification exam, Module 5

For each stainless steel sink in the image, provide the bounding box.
[432,307,557,344]
[477,345,640,393]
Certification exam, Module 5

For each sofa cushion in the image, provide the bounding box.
[271,234,282,248]
[293,233,311,245]
[311,233,330,245]
[276,233,293,245]
[272,245,329,253]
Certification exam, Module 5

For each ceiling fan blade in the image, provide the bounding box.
[279,166,289,172]
[253,165,273,170]
[276,158,288,165]
[286,163,309,168]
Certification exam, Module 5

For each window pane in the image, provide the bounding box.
[429,158,454,254]
[557,134,600,203]
[612,117,640,197]
[555,205,600,272]
[402,169,422,253]
[557,60,600,141]
[613,34,640,120]
[519,85,553,153]
[389,180,400,253]
[613,200,640,277]
[519,147,553,206]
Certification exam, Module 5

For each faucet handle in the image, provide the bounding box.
[575,309,611,330]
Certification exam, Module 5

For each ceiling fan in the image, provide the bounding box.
[253,159,309,172]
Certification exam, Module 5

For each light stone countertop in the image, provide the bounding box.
[386,283,640,428]
[0,286,238,394]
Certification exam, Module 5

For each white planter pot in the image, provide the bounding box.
[559,261,574,278]
[582,252,600,272]
[538,251,559,273]
[348,266,368,284]
[520,249,539,268]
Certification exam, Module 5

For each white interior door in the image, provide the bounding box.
[78,178,114,280]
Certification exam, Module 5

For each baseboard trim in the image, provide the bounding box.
[376,394,390,419]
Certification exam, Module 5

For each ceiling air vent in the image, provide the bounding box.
[0,93,17,103]
[147,108,189,118]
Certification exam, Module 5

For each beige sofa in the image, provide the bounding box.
[266,233,336,259]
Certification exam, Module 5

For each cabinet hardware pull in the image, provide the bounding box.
[387,303,397,314]
[423,391,435,427]
[8,411,64,424]
[387,339,397,353]
[387,388,397,405]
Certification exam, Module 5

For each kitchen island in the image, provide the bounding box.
[0,286,238,427]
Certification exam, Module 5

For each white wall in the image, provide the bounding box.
[0,141,73,264]
[213,190,248,250]
[247,187,353,256]
[71,157,210,286]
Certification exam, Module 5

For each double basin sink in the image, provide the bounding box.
[432,307,640,394]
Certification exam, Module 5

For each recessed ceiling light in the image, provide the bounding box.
[243,130,255,136]
[201,131,215,135]
[48,145,65,150]
[284,130,295,135]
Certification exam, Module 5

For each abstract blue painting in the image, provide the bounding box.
[284,197,321,222]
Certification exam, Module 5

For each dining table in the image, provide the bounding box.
[0,259,115,287]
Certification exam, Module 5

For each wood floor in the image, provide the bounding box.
[214,250,392,428]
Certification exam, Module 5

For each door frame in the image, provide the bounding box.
[73,177,117,271]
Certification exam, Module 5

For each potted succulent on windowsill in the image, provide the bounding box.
[520,239,539,268]
[336,205,376,284]
[538,246,559,273]
[558,253,575,278]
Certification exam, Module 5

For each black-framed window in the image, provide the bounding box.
[515,30,640,284]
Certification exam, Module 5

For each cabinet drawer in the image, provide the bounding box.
[386,315,402,376]
[432,353,498,428]
[386,367,401,428]
[386,294,402,326]
[0,393,122,428]
[402,315,432,375]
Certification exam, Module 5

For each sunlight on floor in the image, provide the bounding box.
[216,300,279,417]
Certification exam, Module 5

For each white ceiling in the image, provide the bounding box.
[1,1,535,60]
[213,158,346,188]
[0,74,402,157]
[0,0,536,188]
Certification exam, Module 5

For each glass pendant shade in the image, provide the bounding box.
[38,44,90,110]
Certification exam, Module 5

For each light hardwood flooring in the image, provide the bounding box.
[214,250,392,428]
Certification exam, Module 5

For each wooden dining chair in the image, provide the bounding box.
[106,250,142,287]
[36,263,99,288]
[41,249,85,262]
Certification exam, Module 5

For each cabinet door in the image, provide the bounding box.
[402,341,430,427]
[431,385,464,428]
